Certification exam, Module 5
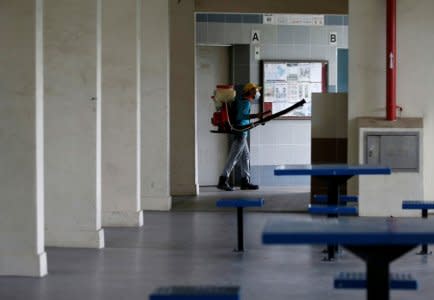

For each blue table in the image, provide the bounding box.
[263,217,434,300]
[275,164,391,259]
[274,164,391,208]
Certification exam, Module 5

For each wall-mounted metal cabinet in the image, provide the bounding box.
[364,132,419,172]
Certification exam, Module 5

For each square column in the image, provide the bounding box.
[101,0,143,226]
[169,0,197,196]
[44,0,104,248]
[0,0,47,276]
[141,0,171,209]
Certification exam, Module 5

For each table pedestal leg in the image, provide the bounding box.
[345,245,417,300]
[235,207,244,252]
[367,259,389,300]
[417,209,431,255]
[316,175,352,261]
[325,178,340,260]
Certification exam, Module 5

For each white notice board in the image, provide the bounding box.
[262,61,327,118]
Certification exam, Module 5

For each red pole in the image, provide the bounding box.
[386,0,397,121]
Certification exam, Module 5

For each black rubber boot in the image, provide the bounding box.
[240,177,259,190]
[217,176,233,191]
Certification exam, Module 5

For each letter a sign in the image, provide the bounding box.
[251,30,260,44]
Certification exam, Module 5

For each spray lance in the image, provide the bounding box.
[210,84,306,134]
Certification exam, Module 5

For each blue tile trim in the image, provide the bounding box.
[225,14,242,23]
[198,13,348,26]
[208,13,225,23]
[196,13,207,23]
[242,14,262,24]
[325,15,343,26]
[343,16,349,26]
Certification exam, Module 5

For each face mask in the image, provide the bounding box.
[254,91,261,101]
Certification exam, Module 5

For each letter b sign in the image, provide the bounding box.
[329,32,337,45]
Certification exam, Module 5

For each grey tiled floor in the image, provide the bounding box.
[1,212,433,299]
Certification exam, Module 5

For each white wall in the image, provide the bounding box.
[250,120,311,166]
[348,0,434,199]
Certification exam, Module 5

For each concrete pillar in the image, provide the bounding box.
[141,0,172,209]
[169,0,197,196]
[101,0,143,226]
[0,0,47,276]
[44,0,104,248]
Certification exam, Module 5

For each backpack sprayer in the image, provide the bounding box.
[210,84,306,134]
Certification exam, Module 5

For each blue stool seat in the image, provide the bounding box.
[308,204,358,216]
[334,272,417,290]
[313,194,358,204]
[216,198,264,208]
[150,286,240,300]
[402,200,434,210]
